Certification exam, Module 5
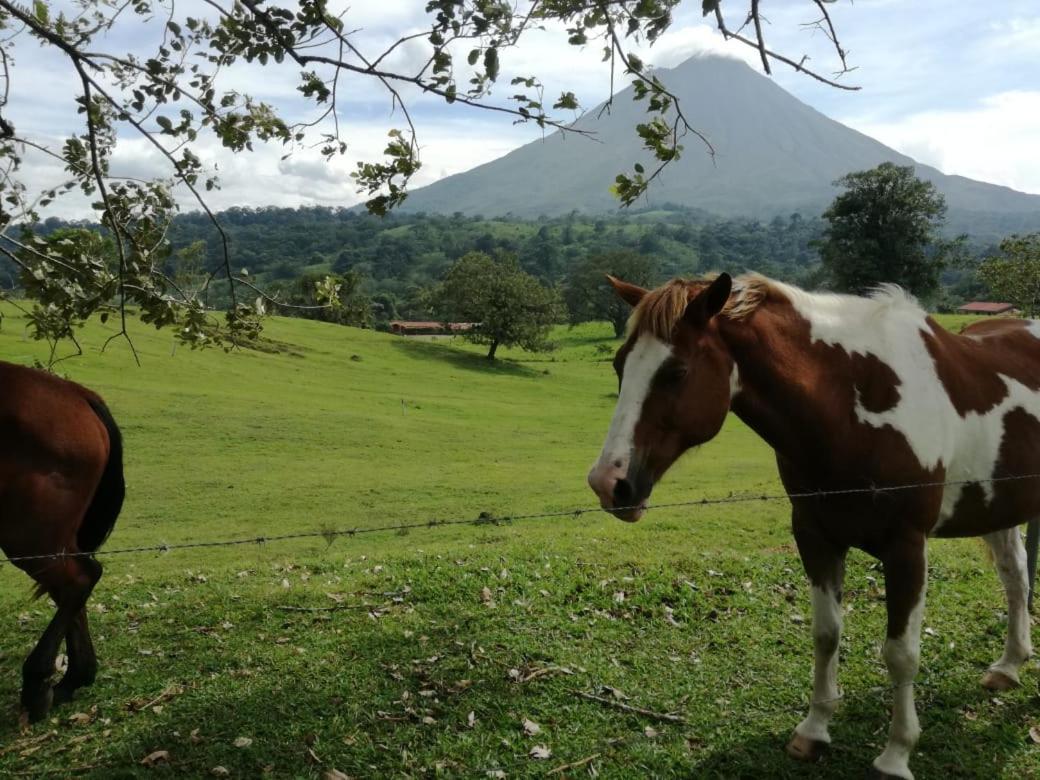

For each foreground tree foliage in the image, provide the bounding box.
[564,250,658,336]
[977,234,1040,317]
[817,163,951,298]
[432,252,562,360]
[0,0,857,358]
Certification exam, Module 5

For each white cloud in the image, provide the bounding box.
[845,90,1040,195]
[640,25,761,70]
[6,0,1040,219]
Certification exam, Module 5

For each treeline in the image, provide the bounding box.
[5,206,824,311]
[3,203,998,329]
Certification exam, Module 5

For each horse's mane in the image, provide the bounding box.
[628,273,923,342]
[628,273,771,340]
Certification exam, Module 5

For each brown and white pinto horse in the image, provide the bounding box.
[0,361,124,722]
[588,273,1039,780]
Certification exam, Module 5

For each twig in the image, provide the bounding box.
[276,603,374,612]
[546,753,600,775]
[572,690,687,724]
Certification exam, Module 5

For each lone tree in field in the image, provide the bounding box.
[564,251,658,336]
[978,234,1040,316]
[817,163,948,297]
[432,252,562,360]
[0,0,858,354]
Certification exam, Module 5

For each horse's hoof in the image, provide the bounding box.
[867,770,911,780]
[981,669,1020,691]
[20,685,53,724]
[51,682,75,706]
[786,732,828,762]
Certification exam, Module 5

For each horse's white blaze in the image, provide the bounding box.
[794,585,843,744]
[773,281,1040,532]
[984,527,1034,680]
[873,573,926,780]
[592,334,673,478]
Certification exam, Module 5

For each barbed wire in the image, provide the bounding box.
[3,471,1040,566]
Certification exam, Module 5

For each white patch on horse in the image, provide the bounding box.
[794,585,843,745]
[729,364,741,399]
[593,334,672,474]
[771,280,1040,531]
[1027,320,1040,340]
[873,581,926,780]
[984,527,1033,682]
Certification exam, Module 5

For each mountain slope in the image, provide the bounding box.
[400,56,1040,236]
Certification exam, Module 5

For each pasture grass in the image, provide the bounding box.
[0,303,1036,778]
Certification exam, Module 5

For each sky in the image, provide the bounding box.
[4,0,1040,219]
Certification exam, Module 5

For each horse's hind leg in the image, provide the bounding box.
[981,527,1034,690]
[53,605,99,705]
[21,557,102,722]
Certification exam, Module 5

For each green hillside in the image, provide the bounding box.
[0,307,1035,778]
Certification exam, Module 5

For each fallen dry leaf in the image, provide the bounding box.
[467,711,477,729]
[140,750,170,767]
[1030,725,1040,744]
[529,745,552,760]
[210,767,230,777]
[233,736,253,748]
[323,771,352,780]
[644,726,659,739]
[522,718,541,736]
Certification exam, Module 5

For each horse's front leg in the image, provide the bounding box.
[871,533,928,780]
[787,522,848,762]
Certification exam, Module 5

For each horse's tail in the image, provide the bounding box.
[79,397,125,554]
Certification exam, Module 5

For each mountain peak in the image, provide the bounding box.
[399,58,1040,239]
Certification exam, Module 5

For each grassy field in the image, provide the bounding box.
[0,304,1036,778]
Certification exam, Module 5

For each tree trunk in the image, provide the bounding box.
[486,340,499,360]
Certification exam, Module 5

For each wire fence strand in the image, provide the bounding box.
[4,471,1040,565]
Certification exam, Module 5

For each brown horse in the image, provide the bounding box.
[0,361,124,722]
[588,273,1039,779]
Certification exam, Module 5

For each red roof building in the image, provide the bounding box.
[389,321,477,335]
[956,302,1017,315]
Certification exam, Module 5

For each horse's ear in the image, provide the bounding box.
[606,275,648,308]
[683,273,732,326]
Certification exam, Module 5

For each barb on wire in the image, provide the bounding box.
[3,472,1040,565]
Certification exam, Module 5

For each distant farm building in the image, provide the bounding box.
[389,320,477,336]
[956,302,1018,316]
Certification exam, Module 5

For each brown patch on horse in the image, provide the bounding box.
[851,353,902,414]
[937,407,1040,537]
[922,317,1040,417]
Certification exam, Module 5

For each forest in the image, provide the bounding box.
[2,203,990,327]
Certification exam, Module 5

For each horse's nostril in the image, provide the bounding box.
[613,478,634,507]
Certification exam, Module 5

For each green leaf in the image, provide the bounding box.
[32,0,49,24]
[484,47,499,82]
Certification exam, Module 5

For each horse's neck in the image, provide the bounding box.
[719,304,830,463]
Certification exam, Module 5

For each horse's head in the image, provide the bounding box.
[587,274,735,521]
